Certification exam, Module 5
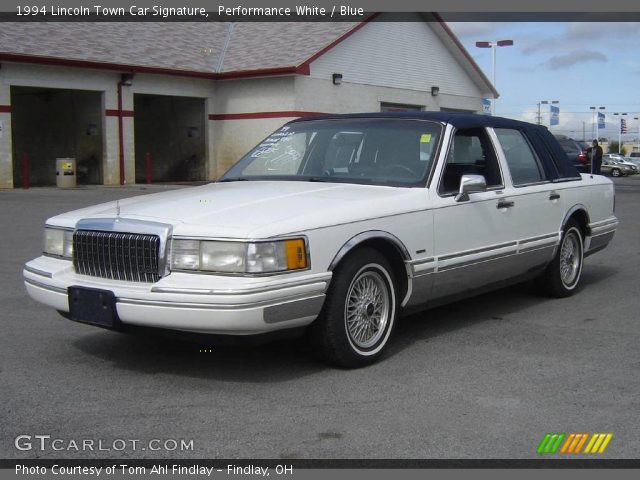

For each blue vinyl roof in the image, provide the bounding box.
[293,111,535,130]
[291,112,581,181]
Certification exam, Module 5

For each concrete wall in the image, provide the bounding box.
[294,76,481,113]
[210,77,295,176]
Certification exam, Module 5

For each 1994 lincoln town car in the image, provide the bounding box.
[24,113,618,367]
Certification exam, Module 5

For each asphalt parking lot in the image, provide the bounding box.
[1,178,639,460]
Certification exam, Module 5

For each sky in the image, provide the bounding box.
[447,21,640,142]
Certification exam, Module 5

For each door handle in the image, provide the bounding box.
[549,192,561,201]
[497,199,514,209]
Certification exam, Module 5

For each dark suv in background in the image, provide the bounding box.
[554,135,590,172]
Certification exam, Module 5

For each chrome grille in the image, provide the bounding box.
[73,230,161,282]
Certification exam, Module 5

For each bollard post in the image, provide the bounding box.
[145,152,152,184]
[22,153,29,189]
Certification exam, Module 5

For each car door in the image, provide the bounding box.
[428,127,519,300]
[491,127,564,271]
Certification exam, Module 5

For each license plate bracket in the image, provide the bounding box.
[68,286,119,328]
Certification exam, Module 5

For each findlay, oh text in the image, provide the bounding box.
[16,464,292,476]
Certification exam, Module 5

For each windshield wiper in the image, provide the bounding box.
[307,177,333,182]
[218,177,249,182]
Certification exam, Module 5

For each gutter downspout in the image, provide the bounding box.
[216,23,235,73]
[117,80,125,185]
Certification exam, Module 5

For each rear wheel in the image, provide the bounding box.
[537,220,584,297]
[611,168,621,177]
[310,247,398,368]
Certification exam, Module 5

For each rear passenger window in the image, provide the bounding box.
[495,129,546,185]
[438,128,503,195]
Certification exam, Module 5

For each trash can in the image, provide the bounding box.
[56,158,76,188]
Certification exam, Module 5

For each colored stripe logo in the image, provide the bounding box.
[537,433,613,454]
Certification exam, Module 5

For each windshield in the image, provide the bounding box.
[220,118,443,187]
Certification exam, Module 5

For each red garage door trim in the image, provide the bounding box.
[0,105,11,113]
[209,111,326,120]
[105,109,134,117]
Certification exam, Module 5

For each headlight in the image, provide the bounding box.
[171,238,308,274]
[43,227,73,258]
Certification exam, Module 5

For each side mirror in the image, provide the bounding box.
[455,174,487,202]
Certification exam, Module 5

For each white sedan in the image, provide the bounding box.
[24,113,618,367]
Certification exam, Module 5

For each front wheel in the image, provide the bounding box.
[611,168,621,177]
[310,247,398,368]
[537,220,584,297]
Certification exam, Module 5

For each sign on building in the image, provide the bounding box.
[482,99,491,115]
[550,105,559,126]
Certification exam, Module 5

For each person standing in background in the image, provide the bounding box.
[587,140,603,174]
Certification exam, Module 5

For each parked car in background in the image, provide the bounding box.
[24,113,619,367]
[629,152,640,158]
[554,135,590,172]
[602,154,639,174]
[624,157,640,168]
[601,157,636,177]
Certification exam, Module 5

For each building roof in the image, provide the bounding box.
[0,22,357,75]
[0,18,496,96]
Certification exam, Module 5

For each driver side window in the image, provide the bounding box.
[438,128,502,195]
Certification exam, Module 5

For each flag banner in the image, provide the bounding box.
[598,111,606,129]
[482,99,491,115]
[550,105,559,126]
[620,118,627,134]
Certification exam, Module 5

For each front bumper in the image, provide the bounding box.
[24,256,330,335]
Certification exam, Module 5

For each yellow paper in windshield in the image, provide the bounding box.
[420,134,432,143]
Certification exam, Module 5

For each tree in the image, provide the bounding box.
[608,140,620,154]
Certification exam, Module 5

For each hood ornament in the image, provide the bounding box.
[115,200,121,219]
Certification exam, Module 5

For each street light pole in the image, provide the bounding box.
[475,39,514,115]
[589,106,605,174]
[635,117,640,154]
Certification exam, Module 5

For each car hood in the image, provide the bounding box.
[49,181,429,238]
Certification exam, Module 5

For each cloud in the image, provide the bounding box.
[564,22,640,40]
[523,22,640,55]
[547,50,607,70]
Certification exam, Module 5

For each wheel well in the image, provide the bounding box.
[335,239,409,305]
[566,209,590,238]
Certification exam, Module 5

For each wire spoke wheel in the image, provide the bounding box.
[310,247,397,368]
[345,270,390,350]
[560,230,580,287]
